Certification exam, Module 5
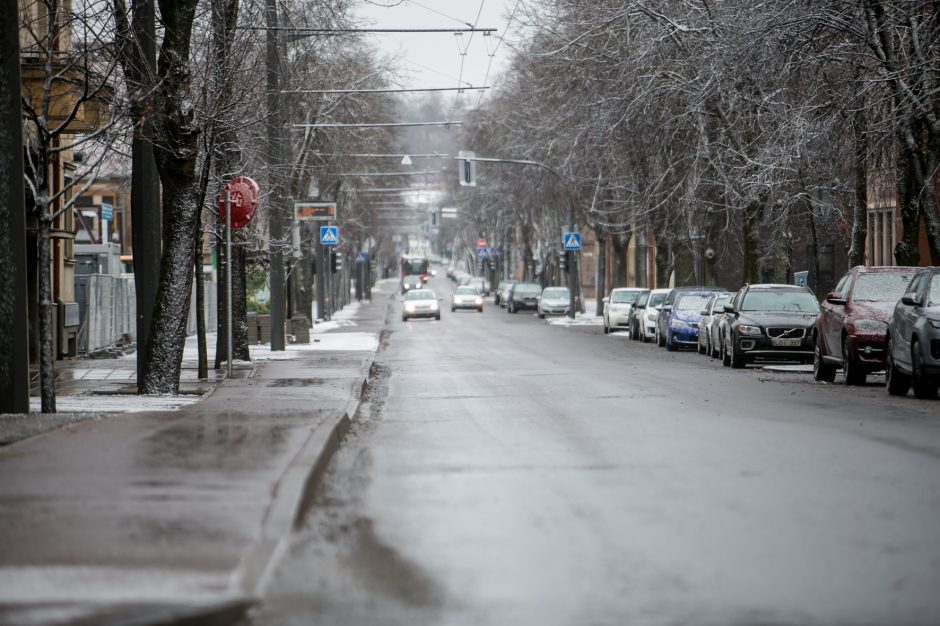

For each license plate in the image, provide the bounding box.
[771,338,802,347]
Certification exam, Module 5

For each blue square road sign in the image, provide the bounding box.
[563,232,581,251]
[320,226,339,245]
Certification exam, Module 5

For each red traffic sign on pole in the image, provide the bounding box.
[477,238,487,249]
[219,176,259,229]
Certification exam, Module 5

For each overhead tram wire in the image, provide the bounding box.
[292,121,462,129]
[281,86,488,94]
[476,0,522,107]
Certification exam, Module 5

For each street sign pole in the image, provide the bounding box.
[225,191,233,378]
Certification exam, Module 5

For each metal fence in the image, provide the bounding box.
[77,276,218,354]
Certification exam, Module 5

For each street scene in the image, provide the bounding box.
[1,0,940,625]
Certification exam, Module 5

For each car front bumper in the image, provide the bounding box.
[736,335,812,360]
[403,307,439,319]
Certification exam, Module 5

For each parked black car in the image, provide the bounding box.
[506,282,541,313]
[885,267,940,399]
[720,284,820,368]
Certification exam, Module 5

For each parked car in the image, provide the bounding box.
[814,265,920,385]
[658,290,720,351]
[720,284,819,368]
[460,276,491,296]
[655,287,727,349]
[698,292,732,356]
[538,286,570,318]
[400,273,425,294]
[885,267,940,399]
[634,288,670,342]
[494,280,512,306]
[506,282,541,313]
[451,286,484,312]
[401,289,441,321]
[602,288,648,334]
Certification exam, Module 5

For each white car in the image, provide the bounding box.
[401,289,441,321]
[538,286,570,318]
[602,287,648,334]
[451,286,484,312]
[635,288,670,342]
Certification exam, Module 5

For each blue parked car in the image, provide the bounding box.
[657,289,725,351]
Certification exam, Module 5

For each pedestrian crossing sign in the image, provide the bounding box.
[563,232,581,251]
[356,251,368,264]
[320,226,339,245]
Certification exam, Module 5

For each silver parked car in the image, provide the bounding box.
[538,286,570,318]
[886,267,940,399]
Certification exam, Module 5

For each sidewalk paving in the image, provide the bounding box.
[0,282,394,626]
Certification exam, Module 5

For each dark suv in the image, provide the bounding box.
[506,282,541,313]
[813,265,920,385]
[721,284,820,369]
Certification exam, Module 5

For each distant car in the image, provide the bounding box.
[494,280,513,306]
[721,284,819,368]
[401,289,441,321]
[814,265,920,385]
[538,286,570,318]
[460,275,491,296]
[885,267,940,399]
[698,292,731,356]
[451,286,484,312]
[602,288,648,334]
[656,287,727,349]
[506,282,541,313]
[634,288,670,342]
[400,274,425,294]
[659,291,718,351]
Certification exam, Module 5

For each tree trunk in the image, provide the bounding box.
[37,211,55,413]
[194,217,207,379]
[894,143,921,265]
[610,234,627,286]
[848,106,868,268]
[594,229,606,315]
[742,195,762,284]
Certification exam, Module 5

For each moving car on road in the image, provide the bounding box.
[451,286,484,313]
[402,289,441,321]
[400,274,425,294]
[814,265,920,385]
[602,287,648,334]
[885,267,940,399]
[538,287,571,318]
[721,284,819,368]
[506,282,541,314]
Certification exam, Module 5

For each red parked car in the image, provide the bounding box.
[813,265,921,385]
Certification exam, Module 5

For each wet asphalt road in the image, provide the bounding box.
[250,275,940,626]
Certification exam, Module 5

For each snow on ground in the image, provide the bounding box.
[31,394,200,413]
[546,298,602,327]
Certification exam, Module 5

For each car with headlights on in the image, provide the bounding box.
[698,292,732,356]
[506,282,542,313]
[400,273,425,294]
[885,267,940,399]
[602,287,648,334]
[721,284,819,368]
[451,286,484,312]
[538,286,570,318]
[401,289,441,321]
[633,288,670,342]
[814,265,920,385]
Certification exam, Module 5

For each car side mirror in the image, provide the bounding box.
[826,292,846,305]
[636,303,646,310]
[602,297,609,303]
[700,309,709,316]
[901,292,922,306]
[723,304,735,313]
[663,305,672,312]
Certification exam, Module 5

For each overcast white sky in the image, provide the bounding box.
[353,0,520,108]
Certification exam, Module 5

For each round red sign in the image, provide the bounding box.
[219,176,259,229]
[477,238,487,249]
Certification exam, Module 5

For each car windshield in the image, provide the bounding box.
[405,290,435,301]
[648,292,667,307]
[741,290,820,313]
[853,272,917,302]
[515,284,541,294]
[403,274,422,282]
[676,295,710,311]
[611,291,640,303]
[710,294,730,312]
[455,287,478,295]
[543,288,568,298]
[930,274,940,306]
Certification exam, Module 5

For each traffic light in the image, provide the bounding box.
[559,251,567,271]
[331,250,342,273]
[457,150,476,187]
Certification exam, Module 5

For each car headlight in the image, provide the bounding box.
[671,320,691,330]
[928,318,940,329]
[430,302,439,310]
[736,324,762,336]
[405,304,416,312]
[852,319,887,333]
[475,298,483,305]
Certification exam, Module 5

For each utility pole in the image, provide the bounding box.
[0,3,31,413]
[265,0,285,350]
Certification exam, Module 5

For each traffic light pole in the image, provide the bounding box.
[455,156,578,319]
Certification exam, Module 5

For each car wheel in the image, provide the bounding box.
[842,337,866,386]
[886,337,911,396]
[656,327,665,347]
[813,335,837,382]
[451,306,455,312]
[698,336,706,355]
[603,319,609,334]
[402,315,408,322]
[666,331,677,351]
[912,338,939,399]
[538,311,545,319]
[477,307,483,313]
[721,337,731,367]
[730,341,746,369]
[435,313,441,321]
